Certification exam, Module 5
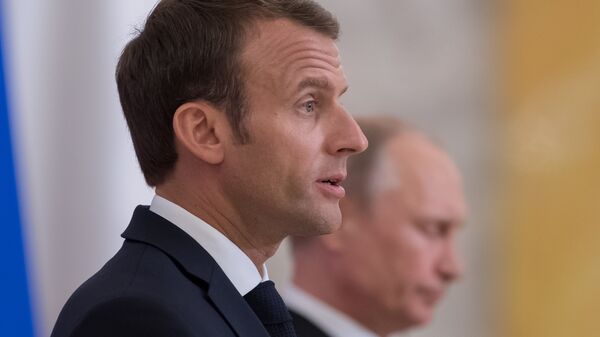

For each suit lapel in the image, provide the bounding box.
[122,205,269,337]
[290,310,330,337]
[122,205,215,281]
[208,270,270,337]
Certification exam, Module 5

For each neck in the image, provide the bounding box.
[292,255,397,337]
[156,178,281,275]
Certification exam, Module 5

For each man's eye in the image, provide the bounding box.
[420,221,450,239]
[303,100,316,113]
[431,223,450,238]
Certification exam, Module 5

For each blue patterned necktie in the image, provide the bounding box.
[243,281,297,337]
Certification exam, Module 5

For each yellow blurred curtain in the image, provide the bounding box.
[503,1,600,336]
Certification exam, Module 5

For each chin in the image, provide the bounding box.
[283,195,342,235]
[318,221,342,235]
[310,217,342,236]
[408,308,434,327]
[317,207,343,233]
[294,208,342,236]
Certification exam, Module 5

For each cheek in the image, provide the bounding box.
[268,127,319,162]
[277,136,324,187]
[398,234,437,275]
[379,230,430,285]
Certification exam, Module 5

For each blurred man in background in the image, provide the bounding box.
[287,116,467,337]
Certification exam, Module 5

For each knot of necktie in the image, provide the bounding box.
[243,281,297,337]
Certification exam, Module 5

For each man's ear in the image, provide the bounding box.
[172,101,225,164]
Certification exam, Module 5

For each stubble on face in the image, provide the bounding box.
[220,19,354,247]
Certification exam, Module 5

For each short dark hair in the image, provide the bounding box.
[116,0,339,186]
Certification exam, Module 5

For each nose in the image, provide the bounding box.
[325,107,368,156]
[438,243,464,283]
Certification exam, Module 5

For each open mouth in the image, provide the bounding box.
[316,175,346,199]
[319,178,341,186]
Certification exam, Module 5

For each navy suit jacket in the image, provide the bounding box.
[290,310,330,337]
[51,205,270,337]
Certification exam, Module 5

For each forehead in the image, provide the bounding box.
[240,19,344,87]
[382,134,468,219]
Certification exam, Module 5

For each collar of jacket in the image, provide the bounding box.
[122,205,269,337]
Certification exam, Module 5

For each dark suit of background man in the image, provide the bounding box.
[51,1,367,336]
[286,116,467,337]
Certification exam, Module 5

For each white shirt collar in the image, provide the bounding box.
[284,283,381,337]
[149,194,268,296]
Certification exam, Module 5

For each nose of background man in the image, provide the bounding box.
[325,107,368,155]
[438,241,464,284]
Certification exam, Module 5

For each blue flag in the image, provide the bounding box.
[0,2,36,336]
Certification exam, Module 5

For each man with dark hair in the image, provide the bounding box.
[286,116,466,337]
[51,1,367,336]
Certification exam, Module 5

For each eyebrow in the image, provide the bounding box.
[297,77,348,96]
